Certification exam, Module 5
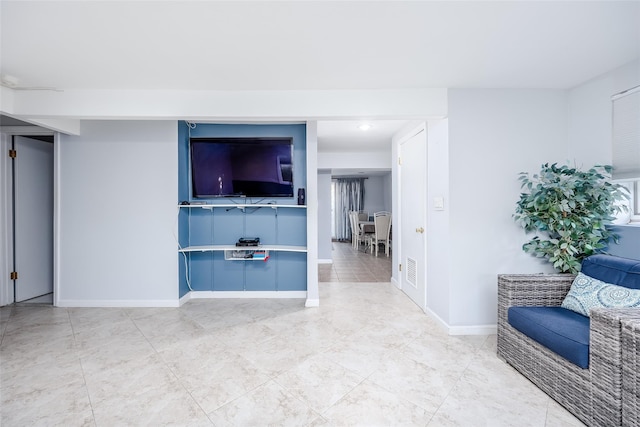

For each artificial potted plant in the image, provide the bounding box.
[514,163,629,273]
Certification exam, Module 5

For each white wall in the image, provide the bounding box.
[0,133,11,305]
[4,88,448,123]
[57,120,178,306]
[567,60,640,167]
[317,151,390,170]
[426,119,451,326]
[383,173,392,212]
[317,170,333,262]
[447,89,569,328]
[363,175,388,215]
[305,121,320,306]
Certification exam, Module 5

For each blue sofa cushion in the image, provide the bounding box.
[508,306,590,369]
[581,254,640,290]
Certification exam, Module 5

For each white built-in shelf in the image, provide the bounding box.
[179,203,306,210]
[224,249,270,261]
[179,244,307,253]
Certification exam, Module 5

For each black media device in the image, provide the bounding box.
[236,237,260,247]
[297,188,305,205]
[190,137,294,199]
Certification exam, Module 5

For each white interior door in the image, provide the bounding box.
[399,128,427,311]
[13,136,54,302]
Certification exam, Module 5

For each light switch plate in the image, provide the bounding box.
[434,197,445,210]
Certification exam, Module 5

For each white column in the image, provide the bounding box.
[305,121,319,307]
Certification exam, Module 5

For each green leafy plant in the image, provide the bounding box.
[514,163,629,273]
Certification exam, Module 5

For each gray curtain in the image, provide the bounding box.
[335,178,365,241]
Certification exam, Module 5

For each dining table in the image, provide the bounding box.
[358,221,375,252]
[359,220,375,234]
[359,220,393,254]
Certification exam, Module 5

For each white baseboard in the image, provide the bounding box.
[305,298,320,307]
[425,307,451,333]
[56,299,180,308]
[179,293,192,306]
[318,259,333,264]
[426,307,497,336]
[448,324,497,336]
[391,277,401,289]
[188,291,307,299]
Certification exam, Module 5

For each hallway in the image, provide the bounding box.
[318,242,392,283]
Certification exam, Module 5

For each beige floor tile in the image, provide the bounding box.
[208,380,320,426]
[211,319,280,347]
[0,280,587,426]
[319,242,391,283]
[1,356,85,397]
[427,352,551,426]
[78,333,157,377]
[179,353,271,413]
[322,380,433,426]
[73,317,142,351]
[545,399,586,426]
[367,352,461,414]
[68,306,129,334]
[0,332,78,374]
[84,353,181,405]
[274,354,364,413]
[92,387,211,426]
[1,379,94,427]
[235,335,318,377]
[322,337,402,378]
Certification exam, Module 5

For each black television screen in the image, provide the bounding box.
[190,137,294,198]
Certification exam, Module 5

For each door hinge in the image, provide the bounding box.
[10,271,18,280]
[399,263,402,272]
[398,157,402,165]
[9,149,17,158]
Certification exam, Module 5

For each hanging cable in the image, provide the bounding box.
[174,205,193,291]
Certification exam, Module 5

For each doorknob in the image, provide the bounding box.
[416,227,424,234]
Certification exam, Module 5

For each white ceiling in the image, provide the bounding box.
[317,120,408,152]
[1,1,639,153]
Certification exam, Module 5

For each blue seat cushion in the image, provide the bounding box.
[508,306,590,369]
[581,254,640,290]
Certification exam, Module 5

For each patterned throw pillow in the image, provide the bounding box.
[561,272,640,317]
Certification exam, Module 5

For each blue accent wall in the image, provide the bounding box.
[608,226,640,261]
[178,122,307,297]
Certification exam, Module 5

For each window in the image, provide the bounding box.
[619,180,640,222]
[612,86,640,223]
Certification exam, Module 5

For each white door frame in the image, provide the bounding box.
[0,127,57,307]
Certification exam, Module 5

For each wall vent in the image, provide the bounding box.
[406,257,417,288]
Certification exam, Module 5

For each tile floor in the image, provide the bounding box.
[0,281,584,426]
[319,242,392,283]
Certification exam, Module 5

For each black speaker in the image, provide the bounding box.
[297,188,305,205]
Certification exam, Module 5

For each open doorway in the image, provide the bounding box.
[320,170,393,283]
[1,118,55,306]
[316,119,404,284]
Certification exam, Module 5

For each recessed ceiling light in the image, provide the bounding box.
[358,123,372,131]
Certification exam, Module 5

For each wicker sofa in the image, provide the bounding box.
[622,318,640,427]
[497,254,640,427]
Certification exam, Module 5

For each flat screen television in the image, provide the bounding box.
[190,137,294,198]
